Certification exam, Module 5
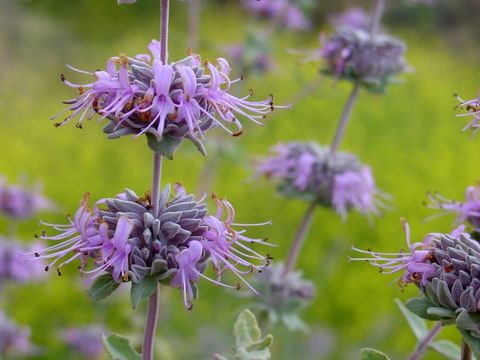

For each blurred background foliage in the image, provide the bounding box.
[1,0,480,359]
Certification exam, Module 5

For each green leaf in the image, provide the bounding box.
[395,298,428,340]
[102,334,142,360]
[405,296,442,321]
[88,274,120,302]
[233,309,273,360]
[429,340,461,360]
[458,328,480,359]
[359,348,391,360]
[146,133,183,159]
[130,276,158,309]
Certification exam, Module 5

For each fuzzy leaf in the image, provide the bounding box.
[427,307,455,319]
[88,274,120,302]
[130,276,158,309]
[146,133,183,159]
[233,309,273,360]
[359,348,391,360]
[102,334,142,360]
[429,340,461,360]
[405,296,440,321]
[395,298,428,340]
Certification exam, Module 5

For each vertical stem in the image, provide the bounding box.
[329,83,361,156]
[151,153,163,217]
[142,2,169,360]
[369,0,385,37]
[462,340,472,360]
[282,202,317,276]
[187,0,200,49]
[407,322,442,360]
[142,287,159,360]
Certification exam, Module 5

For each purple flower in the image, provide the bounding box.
[332,167,383,219]
[0,238,45,284]
[0,312,36,356]
[242,0,310,31]
[308,27,407,91]
[329,7,371,30]
[226,32,273,76]
[256,141,386,219]
[0,178,55,220]
[30,185,272,309]
[455,93,480,133]
[62,326,104,358]
[351,219,436,287]
[427,185,480,231]
[54,41,286,155]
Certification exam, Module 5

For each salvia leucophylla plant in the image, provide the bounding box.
[256,141,386,219]
[241,0,311,31]
[352,220,480,358]
[427,184,480,232]
[30,0,287,359]
[0,177,54,221]
[455,93,480,134]
[29,185,272,309]
[250,261,315,331]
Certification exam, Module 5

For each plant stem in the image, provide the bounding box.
[462,340,472,360]
[187,0,200,49]
[369,0,385,37]
[142,287,160,360]
[407,322,442,360]
[142,2,169,360]
[282,202,317,276]
[329,82,361,155]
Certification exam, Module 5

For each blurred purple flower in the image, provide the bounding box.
[242,0,310,31]
[0,178,55,220]
[226,34,273,76]
[63,326,104,358]
[455,93,480,133]
[0,312,36,356]
[0,237,45,284]
[256,141,387,219]
[329,7,371,30]
[427,185,480,231]
[351,219,436,287]
[54,40,286,155]
[29,184,272,309]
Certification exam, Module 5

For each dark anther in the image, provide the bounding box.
[57,268,62,276]
[45,266,49,272]
[232,130,243,137]
[34,252,40,258]
[60,73,66,82]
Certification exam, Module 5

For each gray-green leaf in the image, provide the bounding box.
[458,328,480,359]
[429,340,461,360]
[395,298,428,340]
[102,334,142,360]
[146,133,183,159]
[233,309,273,360]
[130,276,158,309]
[88,274,120,302]
[405,296,441,321]
[359,348,391,360]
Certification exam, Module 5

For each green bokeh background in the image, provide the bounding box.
[1,1,479,359]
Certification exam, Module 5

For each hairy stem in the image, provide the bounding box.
[329,83,361,155]
[407,322,442,360]
[142,2,169,360]
[282,202,317,276]
[462,340,472,360]
[142,287,160,360]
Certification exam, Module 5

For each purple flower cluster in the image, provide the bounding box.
[312,27,407,91]
[329,7,371,31]
[0,237,45,284]
[242,0,310,31]
[62,326,104,358]
[0,311,36,356]
[427,185,480,231]
[0,178,54,220]
[354,221,480,314]
[29,184,272,309]
[256,142,385,219]
[455,93,480,134]
[227,32,273,76]
[55,40,282,155]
